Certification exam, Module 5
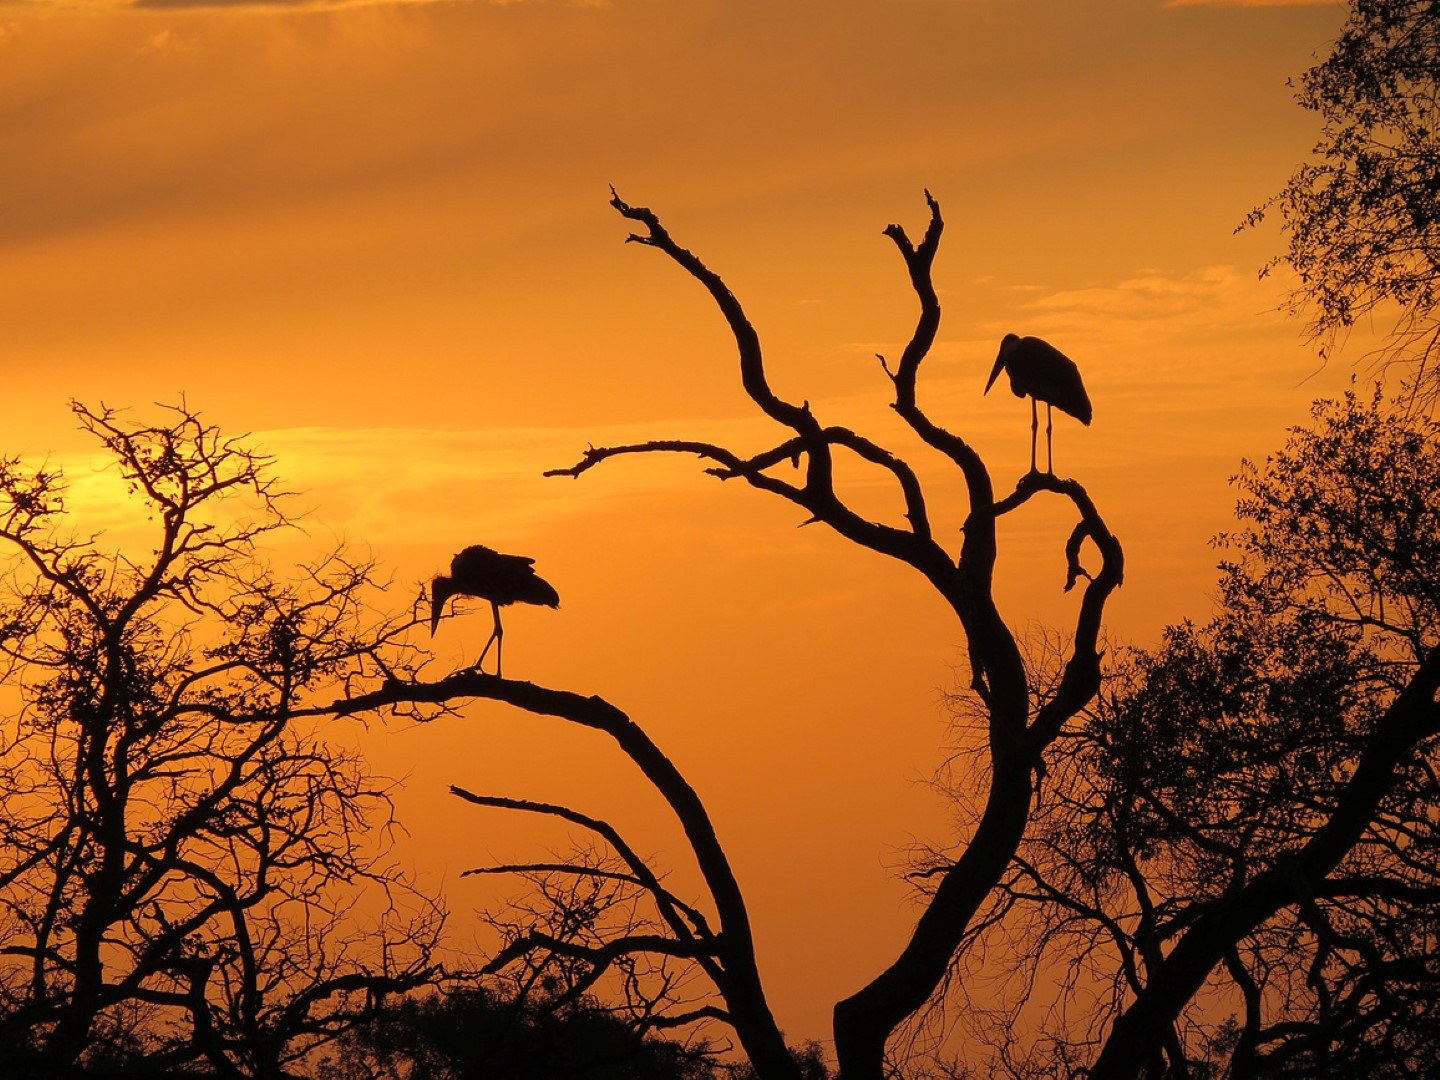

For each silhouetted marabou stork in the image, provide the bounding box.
[430,545,559,676]
[984,333,1093,474]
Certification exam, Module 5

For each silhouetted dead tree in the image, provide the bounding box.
[0,402,444,1077]
[343,193,1123,1078]
[540,193,1124,1078]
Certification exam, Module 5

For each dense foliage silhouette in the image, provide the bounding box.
[935,390,1440,1076]
[1253,0,1440,400]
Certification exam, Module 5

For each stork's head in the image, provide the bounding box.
[429,575,457,636]
[985,334,1020,395]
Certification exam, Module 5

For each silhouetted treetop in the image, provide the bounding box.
[1255,1,1440,397]
[0,401,443,1077]
[1220,385,1440,658]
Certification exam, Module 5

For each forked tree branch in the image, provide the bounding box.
[882,192,993,497]
[538,193,1124,1079]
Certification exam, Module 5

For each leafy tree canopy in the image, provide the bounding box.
[1257,1,1440,396]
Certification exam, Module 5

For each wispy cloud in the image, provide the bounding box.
[1015,265,1259,347]
[855,265,1289,381]
[38,414,796,557]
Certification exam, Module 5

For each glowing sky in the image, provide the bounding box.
[3,0,1356,1050]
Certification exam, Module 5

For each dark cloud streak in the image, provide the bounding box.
[130,0,340,9]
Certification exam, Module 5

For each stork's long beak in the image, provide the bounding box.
[428,579,448,636]
[984,355,1006,395]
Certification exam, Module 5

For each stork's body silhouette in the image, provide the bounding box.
[430,545,559,676]
[985,333,1092,474]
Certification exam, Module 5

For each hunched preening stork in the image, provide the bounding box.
[984,333,1093,474]
[430,545,559,677]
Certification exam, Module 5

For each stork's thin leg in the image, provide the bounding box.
[1046,403,1054,474]
[475,630,498,673]
[476,603,504,674]
[1030,397,1039,474]
[494,604,505,678]
[475,629,498,673]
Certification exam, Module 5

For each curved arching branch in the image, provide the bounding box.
[610,190,820,442]
[333,671,799,1078]
[448,787,718,957]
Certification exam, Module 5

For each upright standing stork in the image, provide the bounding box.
[430,545,560,677]
[984,333,1093,474]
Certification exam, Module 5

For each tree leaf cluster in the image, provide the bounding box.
[1257,1,1440,394]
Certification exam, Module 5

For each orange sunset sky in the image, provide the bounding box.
[4,0,1363,1051]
